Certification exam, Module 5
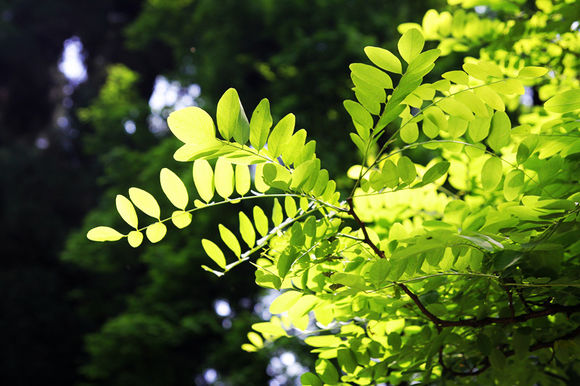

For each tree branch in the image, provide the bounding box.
[346,197,386,259]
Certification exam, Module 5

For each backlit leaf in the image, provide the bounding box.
[364,46,402,74]
[398,156,416,184]
[146,222,167,243]
[171,210,192,228]
[239,211,256,248]
[544,89,580,113]
[217,88,249,142]
[129,187,160,219]
[202,239,226,269]
[481,157,503,191]
[517,66,548,78]
[268,113,295,158]
[250,98,273,150]
[398,28,424,63]
[344,100,373,140]
[350,63,393,89]
[270,291,302,314]
[167,106,215,144]
[116,194,138,228]
[127,230,143,248]
[421,161,450,185]
[272,198,283,226]
[284,196,297,218]
[87,226,124,242]
[219,224,241,257]
[504,169,524,201]
[400,122,419,143]
[160,168,188,210]
[253,206,269,237]
[214,158,234,199]
[475,86,504,111]
[193,159,214,203]
[487,111,511,152]
[442,70,469,85]
[235,164,251,196]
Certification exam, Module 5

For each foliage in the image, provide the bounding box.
[88,0,580,384]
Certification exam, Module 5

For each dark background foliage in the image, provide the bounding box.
[0,1,441,384]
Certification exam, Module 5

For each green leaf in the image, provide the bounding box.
[214,158,235,199]
[129,187,161,219]
[454,91,488,117]
[438,97,474,121]
[268,113,295,158]
[253,206,269,237]
[284,196,297,218]
[421,161,450,185]
[381,159,399,188]
[239,211,256,248]
[468,117,491,142]
[312,169,330,196]
[116,194,138,228]
[481,157,503,191]
[160,168,189,210]
[192,159,215,203]
[442,70,469,85]
[282,129,307,166]
[254,164,270,193]
[487,111,511,152]
[87,226,124,242]
[350,63,393,89]
[315,359,339,385]
[400,122,419,144]
[398,28,424,63]
[504,169,524,201]
[290,159,317,190]
[249,98,273,150]
[127,230,143,248]
[235,164,251,196]
[219,224,241,257]
[344,100,373,140]
[489,348,506,370]
[475,86,505,111]
[270,291,302,314]
[145,222,167,243]
[171,210,192,229]
[490,79,525,95]
[300,372,323,386]
[544,89,580,113]
[217,88,249,142]
[447,116,468,138]
[272,198,283,226]
[364,46,402,74]
[516,143,530,164]
[517,66,548,78]
[398,156,416,184]
[167,106,215,144]
[202,239,226,269]
[407,49,440,76]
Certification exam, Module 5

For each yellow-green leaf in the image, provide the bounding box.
[145,222,167,243]
[350,63,393,89]
[239,211,256,248]
[270,291,302,314]
[268,113,295,158]
[235,164,251,196]
[364,46,402,74]
[442,70,469,85]
[160,168,188,210]
[504,169,524,201]
[517,66,548,79]
[219,224,241,257]
[87,226,123,242]
[254,163,270,193]
[214,158,234,199]
[116,194,138,228]
[202,239,226,269]
[475,86,505,111]
[481,157,503,191]
[128,187,160,219]
[253,206,269,237]
[398,28,424,63]
[400,122,419,144]
[249,98,273,150]
[544,89,580,113]
[167,106,215,144]
[284,196,297,218]
[272,198,283,226]
[487,111,511,152]
[216,88,241,141]
[127,230,143,248]
[398,156,416,184]
[192,159,214,203]
[171,210,192,229]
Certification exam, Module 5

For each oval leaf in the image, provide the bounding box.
[202,239,226,269]
[87,226,123,242]
[398,28,424,63]
[167,106,215,144]
[145,222,167,243]
[160,168,189,210]
[116,194,138,228]
[481,157,503,191]
[214,158,235,199]
[364,46,402,74]
[192,159,215,203]
[219,224,241,257]
[128,187,160,219]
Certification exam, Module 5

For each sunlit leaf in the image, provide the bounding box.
[160,168,188,210]
[145,222,167,243]
[116,194,138,228]
[253,206,269,237]
[268,113,295,158]
[398,28,424,63]
[487,111,511,152]
[239,211,256,248]
[544,89,580,113]
[192,159,214,203]
[364,46,402,74]
[127,230,143,248]
[219,224,241,257]
[249,98,273,150]
[202,239,226,269]
[129,187,160,219]
[235,164,251,196]
[350,63,393,89]
[171,210,192,229]
[167,106,215,144]
[87,226,124,242]
[504,169,524,201]
[214,158,234,199]
[481,157,502,191]
[517,66,548,78]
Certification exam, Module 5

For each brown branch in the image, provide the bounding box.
[346,197,386,259]
[397,282,580,328]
